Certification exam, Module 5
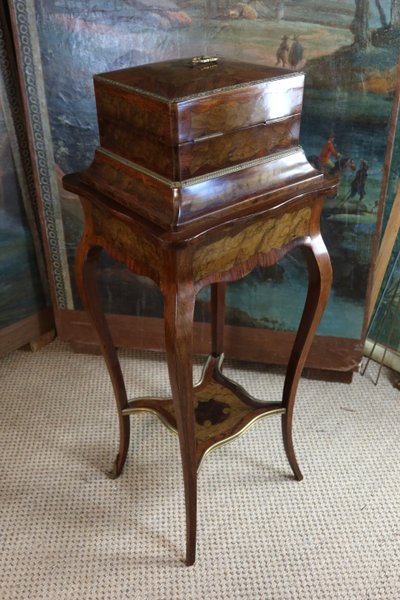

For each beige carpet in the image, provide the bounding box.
[1,339,399,599]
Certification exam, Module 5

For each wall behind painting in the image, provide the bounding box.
[31,1,398,341]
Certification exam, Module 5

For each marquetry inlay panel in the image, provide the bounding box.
[92,206,162,275]
[193,206,312,281]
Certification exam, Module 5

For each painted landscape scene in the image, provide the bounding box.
[0,97,46,329]
[34,0,399,338]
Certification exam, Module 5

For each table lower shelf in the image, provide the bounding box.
[122,354,285,469]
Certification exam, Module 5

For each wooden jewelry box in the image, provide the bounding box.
[79,56,323,230]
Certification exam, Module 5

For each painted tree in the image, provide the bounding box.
[275,0,285,21]
[350,0,370,48]
[375,0,389,27]
[374,0,400,27]
[392,0,400,25]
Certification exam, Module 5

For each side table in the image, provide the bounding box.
[64,172,335,565]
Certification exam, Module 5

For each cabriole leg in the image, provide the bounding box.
[282,235,332,481]
[75,234,130,478]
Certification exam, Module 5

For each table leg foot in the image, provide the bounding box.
[281,413,303,481]
[185,544,196,566]
[110,415,131,478]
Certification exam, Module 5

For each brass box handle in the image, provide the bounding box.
[191,56,219,66]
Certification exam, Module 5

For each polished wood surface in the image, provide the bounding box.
[64,57,336,565]
[95,113,301,180]
[94,57,304,181]
[64,170,335,565]
[95,57,300,103]
[80,147,323,230]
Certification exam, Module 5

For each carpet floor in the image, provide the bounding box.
[1,339,399,599]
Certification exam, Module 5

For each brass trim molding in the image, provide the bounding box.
[122,403,285,472]
[97,146,304,189]
[197,407,285,471]
[94,71,304,104]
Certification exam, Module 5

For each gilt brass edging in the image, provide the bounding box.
[122,404,286,473]
[97,146,304,189]
[122,405,177,435]
[196,407,286,472]
[94,71,304,103]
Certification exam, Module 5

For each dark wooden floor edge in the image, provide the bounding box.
[55,309,362,382]
[0,307,55,358]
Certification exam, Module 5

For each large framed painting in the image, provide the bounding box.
[7,1,399,379]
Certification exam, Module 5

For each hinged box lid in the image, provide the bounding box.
[93,57,305,180]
